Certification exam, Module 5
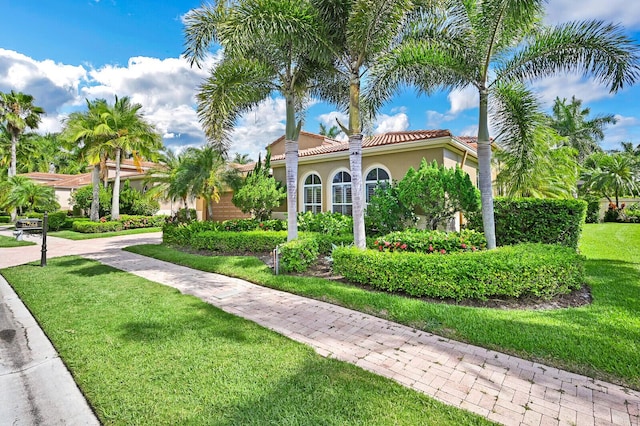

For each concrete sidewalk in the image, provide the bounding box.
[1,230,639,425]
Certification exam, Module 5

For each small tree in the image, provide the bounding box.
[365,182,416,236]
[232,173,285,221]
[70,185,111,217]
[398,160,480,230]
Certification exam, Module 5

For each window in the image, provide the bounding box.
[365,168,390,203]
[332,171,352,215]
[303,174,322,213]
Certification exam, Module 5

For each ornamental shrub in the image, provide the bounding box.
[365,182,417,236]
[119,214,166,229]
[467,198,587,249]
[373,229,486,254]
[333,243,584,301]
[279,238,319,273]
[0,215,10,223]
[72,221,123,233]
[297,211,353,235]
[190,230,287,253]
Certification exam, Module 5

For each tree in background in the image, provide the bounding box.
[0,90,44,178]
[232,152,285,221]
[366,0,640,248]
[69,184,112,217]
[365,182,416,236]
[232,153,252,165]
[398,160,480,230]
[2,176,59,214]
[581,152,640,209]
[318,123,341,139]
[549,96,617,163]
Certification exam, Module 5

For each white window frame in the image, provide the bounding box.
[364,165,391,204]
[301,172,322,213]
[330,168,352,215]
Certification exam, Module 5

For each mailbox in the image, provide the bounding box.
[15,218,43,232]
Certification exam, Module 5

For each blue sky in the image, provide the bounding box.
[1,0,640,160]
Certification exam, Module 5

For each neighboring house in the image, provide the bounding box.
[267,130,481,226]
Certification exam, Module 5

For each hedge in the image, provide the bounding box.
[189,230,287,253]
[373,229,486,254]
[72,221,123,233]
[467,198,587,249]
[332,243,585,301]
[0,216,10,223]
[279,238,319,273]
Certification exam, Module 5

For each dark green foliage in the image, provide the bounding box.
[0,215,10,223]
[365,182,417,236]
[297,211,353,235]
[584,197,601,223]
[190,231,287,252]
[232,151,285,221]
[221,218,286,231]
[467,198,587,249]
[398,160,480,230]
[20,211,67,231]
[333,244,584,301]
[279,238,320,273]
[373,229,486,254]
[72,220,123,233]
[70,185,112,217]
[119,215,167,229]
[174,208,197,223]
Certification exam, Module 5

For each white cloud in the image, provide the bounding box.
[601,114,640,150]
[317,110,348,129]
[532,74,613,106]
[545,0,640,29]
[447,86,478,114]
[426,110,457,128]
[374,112,409,133]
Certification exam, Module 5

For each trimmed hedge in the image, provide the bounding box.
[468,198,587,249]
[190,231,287,253]
[279,238,319,273]
[119,214,166,229]
[0,216,10,223]
[72,221,123,233]
[332,243,585,301]
[373,229,486,254]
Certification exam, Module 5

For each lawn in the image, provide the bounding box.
[48,227,161,240]
[0,234,37,247]
[126,223,640,389]
[1,257,490,425]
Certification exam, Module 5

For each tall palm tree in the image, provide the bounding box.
[367,0,640,248]
[144,148,194,215]
[62,99,113,221]
[98,96,162,220]
[581,152,640,208]
[0,91,45,178]
[232,152,252,165]
[311,0,421,249]
[549,96,616,163]
[184,0,331,240]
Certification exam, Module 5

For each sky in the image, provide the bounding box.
[1,0,640,161]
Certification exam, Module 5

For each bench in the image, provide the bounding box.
[14,218,43,240]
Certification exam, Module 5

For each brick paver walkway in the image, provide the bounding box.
[2,230,639,425]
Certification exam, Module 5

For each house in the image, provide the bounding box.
[266,130,481,226]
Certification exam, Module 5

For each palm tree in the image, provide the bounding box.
[3,176,58,215]
[549,96,616,163]
[62,99,113,221]
[98,96,162,220]
[0,91,45,178]
[318,123,341,139]
[144,148,194,216]
[176,146,231,221]
[581,152,640,208]
[311,0,421,249]
[367,0,640,248]
[232,152,252,165]
[184,0,331,240]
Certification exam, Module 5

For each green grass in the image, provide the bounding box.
[1,258,489,425]
[0,234,37,247]
[48,227,161,240]
[126,223,640,389]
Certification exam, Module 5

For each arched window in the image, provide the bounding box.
[303,173,322,213]
[332,171,352,215]
[365,167,390,203]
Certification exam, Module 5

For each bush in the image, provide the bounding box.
[297,211,353,235]
[72,221,123,233]
[365,183,417,236]
[467,198,587,249]
[584,197,600,223]
[190,230,287,253]
[119,215,166,229]
[333,243,584,301]
[0,215,10,223]
[373,229,487,254]
[63,217,91,230]
[279,238,320,273]
[45,212,68,231]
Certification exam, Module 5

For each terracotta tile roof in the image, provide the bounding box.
[19,172,77,182]
[42,173,93,188]
[267,130,342,149]
[232,162,257,173]
[271,130,461,161]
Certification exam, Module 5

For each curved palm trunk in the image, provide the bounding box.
[90,165,101,222]
[111,148,121,220]
[284,95,299,242]
[348,73,366,249]
[478,88,497,249]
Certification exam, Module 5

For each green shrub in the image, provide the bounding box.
[220,218,286,232]
[190,230,287,253]
[333,243,584,301]
[0,215,10,223]
[279,238,319,273]
[373,229,486,254]
[297,211,353,235]
[72,220,123,233]
[365,183,417,236]
[119,215,166,229]
[584,197,600,223]
[467,198,587,249]
[162,223,193,246]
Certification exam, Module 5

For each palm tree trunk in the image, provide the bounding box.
[478,87,497,249]
[348,72,366,249]
[90,165,100,222]
[111,148,121,220]
[207,198,214,221]
[9,132,18,178]
[284,95,298,242]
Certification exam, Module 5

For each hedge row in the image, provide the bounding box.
[0,215,10,223]
[73,221,123,233]
[332,244,585,301]
[70,215,165,233]
[190,231,288,253]
[467,198,587,249]
[374,229,486,254]
[279,238,319,273]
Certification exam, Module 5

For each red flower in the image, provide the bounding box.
[374,240,378,246]
[440,249,446,254]
[461,243,467,249]
[428,245,434,252]
[385,241,391,247]
[378,246,383,251]
[401,244,407,250]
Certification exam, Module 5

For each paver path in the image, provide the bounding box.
[1,230,639,425]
